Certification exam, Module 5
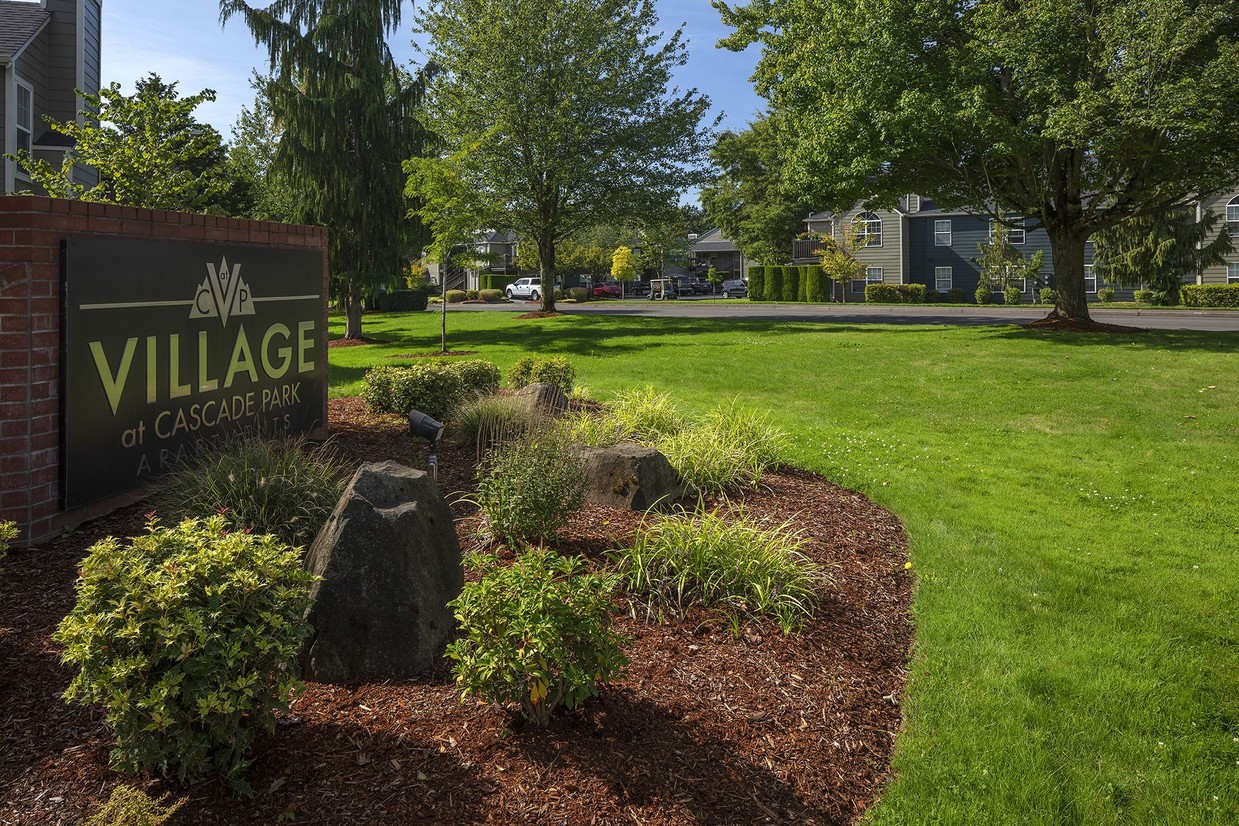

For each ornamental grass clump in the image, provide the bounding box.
[53,516,315,794]
[612,508,824,634]
[447,549,628,726]
[474,434,585,544]
[657,406,784,496]
[156,434,345,549]
[454,392,550,457]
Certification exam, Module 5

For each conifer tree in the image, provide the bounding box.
[1093,209,1232,304]
[220,0,431,338]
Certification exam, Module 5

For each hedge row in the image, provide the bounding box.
[480,274,518,291]
[373,287,429,312]
[362,360,502,420]
[747,264,832,303]
[864,283,927,304]
[1181,284,1239,308]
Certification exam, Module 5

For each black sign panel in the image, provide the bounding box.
[62,236,326,508]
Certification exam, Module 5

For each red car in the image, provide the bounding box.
[592,283,622,298]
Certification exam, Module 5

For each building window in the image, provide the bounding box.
[934,219,952,247]
[853,212,883,247]
[1084,265,1097,293]
[934,266,952,291]
[15,79,34,161]
[852,267,883,292]
[1008,217,1026,245]
[1227,197,1239,235]
[1228,263,1239,283]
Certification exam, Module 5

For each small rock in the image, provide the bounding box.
[514,382,569,417]
[578,443,689,510]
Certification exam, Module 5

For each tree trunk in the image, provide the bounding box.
[344,282,364,339]
[1047,228,1092,322]
[539,236,557,313]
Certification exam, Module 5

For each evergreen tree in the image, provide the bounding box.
[220,0,432,339]
[1093,208,1232,304]
[228,73,296,223]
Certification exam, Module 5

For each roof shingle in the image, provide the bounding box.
[0,1,50,62]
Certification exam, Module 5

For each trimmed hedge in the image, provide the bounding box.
[374,287,429,312]
[362,359,502,420]
[446,290,467,303]
[765,266,784,302]
[568,287,591,302]
[748,266,767,301]
[898,284,927,304]
[864,283,928,304]
[479,288,503,302]
[1181,284,1239,308]
[480,274,517,291]
[804,265,827,303]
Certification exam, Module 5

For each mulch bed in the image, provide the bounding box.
[0,398,913,825]
[1024,315,1145,333]
[515,311,564,319]
[327,337,390,348]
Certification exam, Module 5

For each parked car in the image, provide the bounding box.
[505,277,543,300]
[592,282,622,298]
[721,279,747,298]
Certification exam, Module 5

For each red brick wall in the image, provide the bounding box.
[0,196,329,547]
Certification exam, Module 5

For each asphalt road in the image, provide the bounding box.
[449,297,1239,332]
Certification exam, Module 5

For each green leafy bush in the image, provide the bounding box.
[1096,287,1116,303]
[923,288,939,303]
[85,786,184,826]
[765,266,784,302]
[455,392,548,456]
[156,435,345,549]
[865,283,902,303]
[947,287,967,303]
[465,289,479,300]
[446,548,627,726]
[480,274,516,291]
[445,289,467,303]
[747,265,767,301]
[803,264,827,303]
[374,288,429,312]
[781,265,800,302]
[0,519,17,570]
[975,286,993,305]
[507,356,576,394]
[1181,284,1239,307]
[451,359,502,398]
[54,516,315,793]
[611,508,823,634]
[896,283,927,303]
[479,288,503,302]
[474,434,585,544]
[363,359,502,419]
[1133,288,1155,303]
[1003,286,1022,305]
[1039,287,1056,304]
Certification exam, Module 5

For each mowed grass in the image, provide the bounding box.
[330,310,1239,824]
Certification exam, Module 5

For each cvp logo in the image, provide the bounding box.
[190,257,256,326]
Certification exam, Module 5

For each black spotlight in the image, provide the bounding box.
[408,409,446,478]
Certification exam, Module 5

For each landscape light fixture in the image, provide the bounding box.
[408,409,446,479]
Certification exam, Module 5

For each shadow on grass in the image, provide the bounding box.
[980,325,1239,353]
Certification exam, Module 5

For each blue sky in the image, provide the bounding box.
[99,1,766,140]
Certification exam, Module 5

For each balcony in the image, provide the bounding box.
[792,237,830,261]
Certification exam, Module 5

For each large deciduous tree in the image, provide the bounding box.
[700,115,813,265]
[220,0,432,339]
[8,74,245,214]
[228,73,296,223]
[717,0,1239,322]
[411,0,715,314]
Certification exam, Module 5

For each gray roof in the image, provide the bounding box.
[692,227,739,253]
[0,2,50,62]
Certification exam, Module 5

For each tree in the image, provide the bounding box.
[700,115,813,264]
[717,0,1239,322]
[8,74,245,214]
[611,245,639,298]
[220,0,432,340]
[976,218,1045,297]
[704,264,725,292]
[1093,208,1232,304]
[637,210,692,280]
[228,73,296,223]
[817,220,869,303]
[411,0,715,314]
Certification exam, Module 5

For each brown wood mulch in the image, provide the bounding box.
[514,311,564,319]
[326,337,390,349]
[1024,315,1145,333]
[0,398,912,825]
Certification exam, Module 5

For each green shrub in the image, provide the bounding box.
[363,363,462,420]
[0,519,16,570]
[1096,287,1115,303]
[480,274,517,291]
[897,283,927,303]
[507,356,576,394]
[975,286,993,305]
[374,288,429,312]
[568,287,591,302]
[54,516,315,793]
[455,392,548,456]
[553,287,567,300]
[612,508,823,634]
[1039,287,1056,304]
[701,401,785,474]
[474,434,585,544]
[923,288,939,303]
[779,266,799,302]
[1133,288,1154,303]
[428,295,442,303]
[1003,286,1022,305]
[464,289,479,300]
[947,287,967,303]
[479,288,503,302]
[608,385,684,444]
[85,786,184,826]
[1181,284,1239,307]
[451,359,502,398]
[765,266,784,302]
[1148,290,1175,306]
[658,421,775,496]
[803,264,827,303]
[446,548,627,727]
[865,283,902,303]
[747,266,767,302]
[156,435,345,549]
[445,289,467,303]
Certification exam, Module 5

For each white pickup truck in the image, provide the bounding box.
[505,277,543,301]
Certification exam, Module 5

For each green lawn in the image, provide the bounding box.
[330,310,1239,824]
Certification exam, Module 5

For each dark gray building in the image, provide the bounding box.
[1,0,102,194]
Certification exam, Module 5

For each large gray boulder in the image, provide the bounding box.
[302,461,463,683]
[515,382,570,417]
[578,442,689,511]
